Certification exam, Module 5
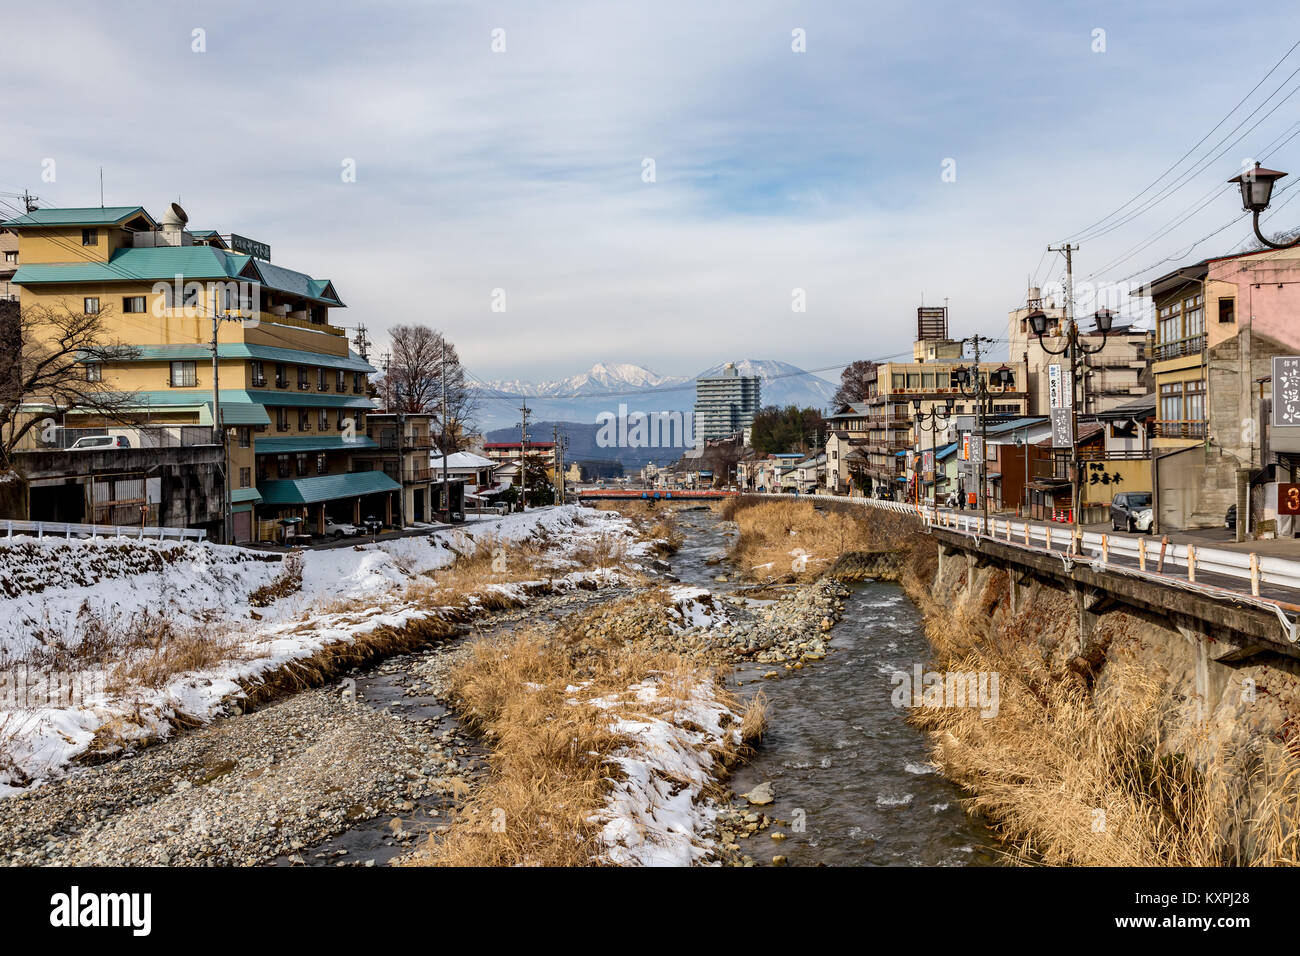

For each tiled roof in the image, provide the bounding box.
[257,471,400,505]
[1,206,152,228]
[253,436,379,454]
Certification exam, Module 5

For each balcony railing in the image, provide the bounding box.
[1152,335,1204,363]
[13,424,219,452]
[1077,447,1151,461]
[1154,420,1206,439]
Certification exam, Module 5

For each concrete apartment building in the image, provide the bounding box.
[3,203,391,541]
[1008,285,1154,416]
[860,308,1028,496]
[693,362,761,444]
[1132,244,1300,532]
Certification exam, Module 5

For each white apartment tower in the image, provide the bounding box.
[693,362,761,444]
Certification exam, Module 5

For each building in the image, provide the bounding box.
[482,441,556,488]
[793,452,826,492]
[693,362,761,444]
[2,203,391,542]
[823,402,870,494]
[1008,285,1154,416]
[860,312,1028,498]
[0,227,17,302]
[1132,245,1300,532]
[352,412,447,524]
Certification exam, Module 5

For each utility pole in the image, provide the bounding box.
[1049,242,1082,546]
[209,306,234,544]
[352,323,370,362]
[21,191,38,213]
[440,340,450,522]
[395,385,406,532]
[553,424,561,506]
[518,402,531,512]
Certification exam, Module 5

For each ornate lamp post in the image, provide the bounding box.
[1024,306,1114,548]
[1228,162,1298,249]
[953,339,1012,531]
[912,397,953,510]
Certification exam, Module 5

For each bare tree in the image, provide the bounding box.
[384,325,479,452]
[0,300,140,472]
[832,360,876,407]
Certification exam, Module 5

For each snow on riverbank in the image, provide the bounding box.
[589,677,742,866]
[0,505,644,795]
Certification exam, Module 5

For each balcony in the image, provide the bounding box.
[252,374,267,388]
[1154,420,1206,439]
[1152,335,1204,363]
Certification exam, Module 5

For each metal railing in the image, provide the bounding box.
[1154,420,1207,439]
[0,519,206,541]
[14,425,219,452]
[782,492,1300,638]
[1152,335,1205,362]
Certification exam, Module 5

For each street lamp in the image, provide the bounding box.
[1227,162,1297,249]
[912,397,953,509]
[952,335,1000,530]
[1024,307,1113,549]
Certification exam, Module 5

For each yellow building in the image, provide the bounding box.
[3,203,396,542]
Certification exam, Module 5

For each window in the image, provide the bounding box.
[83,297,100,314]
[336,370,345,392]
[81,228,98,246]
[237,427,250,448]
[907,373,921,389]
[352,372,363,394]
[298,409,310,430]
[921,372,935,389]
[318,368,328,391]
[318,409,329,431]
[297,366,309,390]
[169,361,196,387]
[295,453,309,477]
[1159,382,1183,422]
[239,467,251,488]
[276,454,290,478]
[891,373,905,389]
[251,361,266,387]
[3,251,16,264]
[1185,379,1205,423]
[275,364,287,388]
[122,295,145,313]
[1219,298,1236,324]
[85,364,101,382]
[316,453,328,475]
[337,409,347,430]
[276,408,289,432]
[257,459,268,483]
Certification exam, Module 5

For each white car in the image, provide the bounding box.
[323,518,360,539]
[69,435,131,450]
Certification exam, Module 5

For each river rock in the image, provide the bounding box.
[743,782,774,806]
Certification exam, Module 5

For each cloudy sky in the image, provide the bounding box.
[4,0,1299,387]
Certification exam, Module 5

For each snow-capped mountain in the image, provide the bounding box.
[473,359,837,431]
[482,362,682,397]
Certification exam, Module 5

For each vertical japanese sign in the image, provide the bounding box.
[1272,356,1300,427]
[922,450,934,480]
[1049,364,1073,448]
[961,433,970,461]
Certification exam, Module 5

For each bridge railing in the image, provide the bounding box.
[0,519,207,542]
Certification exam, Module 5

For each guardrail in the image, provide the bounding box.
[0,519,207,542]
[780,492,1300,602]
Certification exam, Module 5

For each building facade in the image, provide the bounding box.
[693,362,761,444]
[3,203,393,542]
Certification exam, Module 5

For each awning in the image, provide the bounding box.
[254,436,378,454]
[256,471,401,506]
[231,487,263,505]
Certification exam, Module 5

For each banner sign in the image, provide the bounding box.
[1049,364,1073,449]
[1272,356,1300,427]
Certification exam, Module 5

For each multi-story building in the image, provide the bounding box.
[693,362,761,444]
[482,440,556,477]
[3,203,390,542]
[1008,285,1154,416]
[353,412,448,524]
[1132,245,1300,532]
[823,402,870,494]
[860,333,1028,496]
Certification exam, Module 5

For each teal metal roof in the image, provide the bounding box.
[13,246,343,306]
[253,436,378,454]
[247,389,375,410]
[1,206,152,228]
[257,471,400,506]
[83,343,377,374]
[211,402,271,426]
[231,487,263,505]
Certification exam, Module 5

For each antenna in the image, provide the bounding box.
[99,168,104,208]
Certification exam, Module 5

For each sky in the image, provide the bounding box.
[4,0,1300,387]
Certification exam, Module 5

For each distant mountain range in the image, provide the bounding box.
[474,359,838,433]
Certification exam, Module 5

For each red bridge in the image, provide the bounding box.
[577,489,738,501]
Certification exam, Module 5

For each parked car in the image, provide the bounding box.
[1225,504,1237,532]
[361,515,384,536]
[1109,492,1153,533]
[323,517,360,539]
[69,435,131,450]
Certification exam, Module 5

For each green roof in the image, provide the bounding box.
[231,487,263,505]
[253,436,379,454]
[211,402,272,426]
[129,388,373,412]
[1,206,153,228]
[247,389,374,410]
[12,245,343,306]
[257,471,400,506]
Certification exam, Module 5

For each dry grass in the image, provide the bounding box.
[249,551,303,607]
[908,582,1300,866]
[407,610,764,867]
